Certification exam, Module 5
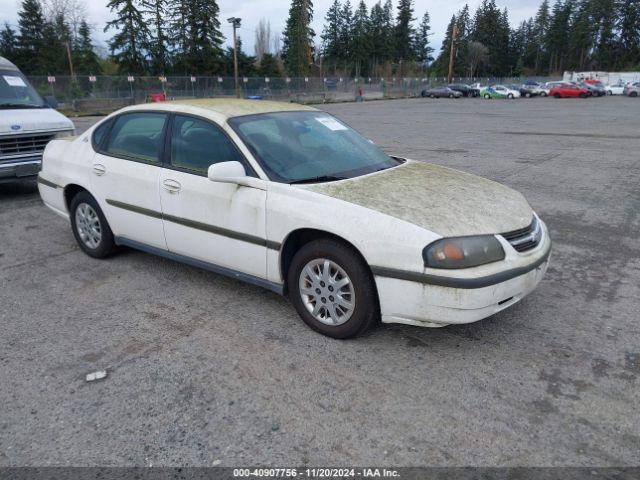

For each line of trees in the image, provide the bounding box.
[1,0,639,78]
[432,0,640,78]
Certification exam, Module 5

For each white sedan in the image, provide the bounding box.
[38,100,551,339]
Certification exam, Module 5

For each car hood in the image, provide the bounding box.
[307,160,533,237]
[0,108,74,135]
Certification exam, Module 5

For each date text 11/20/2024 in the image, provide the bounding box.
[233,468,400,478]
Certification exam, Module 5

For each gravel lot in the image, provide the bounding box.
[1,97,639,467]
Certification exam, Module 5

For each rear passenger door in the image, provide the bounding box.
[158,114,268,279]
[91,111,168,250]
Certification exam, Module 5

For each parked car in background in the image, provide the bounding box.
[421,86,463,99]
[481,85,520,99]
[623,83,640,97]
[580,81,606,97]
[605,80,627,95]
[447,84,480,97]
[0,56,74,183]
[37,99,551,339]
[549,83,590,99]
[520,82,550,98]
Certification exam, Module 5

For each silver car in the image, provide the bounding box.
[623,83,640,97]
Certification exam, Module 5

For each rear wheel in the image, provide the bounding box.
[554,93,562,99]
[484,93,491,99]
[631,92,638,97]
[525,92,531,98]
[288,239,379,339]
[507,93,514,99]
[541,92,548,97]
[580,93,588,98]
[70,191,115,258]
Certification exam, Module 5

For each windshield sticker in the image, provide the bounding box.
[315,116,348,131]
[3,76,27,87]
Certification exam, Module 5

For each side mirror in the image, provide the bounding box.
[207,161,266,190]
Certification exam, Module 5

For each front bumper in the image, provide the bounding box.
[374,232,551,328]
[0,156,42,182]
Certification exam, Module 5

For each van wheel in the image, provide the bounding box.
[70,191,115,258]
[288,239,379,339]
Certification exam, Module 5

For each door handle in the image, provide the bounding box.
[163,179,181,194]
[92,164,106,176]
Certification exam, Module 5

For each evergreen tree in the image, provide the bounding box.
[257,52,281,77]
[321,0,343,73]
[282,0,315,76]
[617,0,640,68]
[381,0,395,62]
[339,0,353,70]
[592,0,618,69]
[532,0,551,73]
[431,15,456,77]
[74,20,102,74]
[104,0,150,73]
[351,1,370,76]
[17,0,46,74]
[142,0,170,74]
[414,11,434,68]
[0,23,19,62]
[169,0,225,75]
[395,0,416,64]
[545,0,573,73]
[567,0,593,71]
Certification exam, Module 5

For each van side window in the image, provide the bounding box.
[104,113,167,164]
[170,115,245,174]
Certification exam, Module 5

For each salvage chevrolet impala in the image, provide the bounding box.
[38,100,551,339]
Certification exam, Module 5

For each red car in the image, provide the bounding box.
[550,83,590,99]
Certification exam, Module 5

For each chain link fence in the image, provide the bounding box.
[26,75,561,114]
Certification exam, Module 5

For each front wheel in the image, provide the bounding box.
[554,93,562,99]
[288,239,379,339]
[70,191,116,258]
[484,93,491,99]
[507,93,514,99]
[541,92,548,97]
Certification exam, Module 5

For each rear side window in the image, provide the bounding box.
[104,113,167,164]
[170,115,245,174]
[91,120,111,150]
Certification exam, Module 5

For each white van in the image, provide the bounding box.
[0,56,74,183]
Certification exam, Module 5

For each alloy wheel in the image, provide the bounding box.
[299,258,355,326]
[75,203,102,249]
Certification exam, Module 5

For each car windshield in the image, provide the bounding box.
[228,111,400,184]
[0,69,46,108]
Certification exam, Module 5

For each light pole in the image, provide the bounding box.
[227,17,242,99]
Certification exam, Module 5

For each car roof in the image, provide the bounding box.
[122,98,318,120]
[0,56,20,71]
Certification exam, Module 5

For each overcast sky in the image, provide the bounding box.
[0,0,540,56]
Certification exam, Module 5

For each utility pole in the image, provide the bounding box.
[447,24,459,84]
[65,41,75,81]
[227,17,242,99]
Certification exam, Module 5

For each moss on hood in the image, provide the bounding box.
[308,160,533,237]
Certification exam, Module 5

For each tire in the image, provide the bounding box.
[607,90,613,96]
[288,238,379,339]
[541,92,547,97]
[631,92,638,98]
[429,94,435,99]
[484,93,491,99]
[449,94,454,98]
[525,92,531,98]
[69,191,116,259]
[554,93,562,99]
[507,93,514,99]
[580,93,588,98]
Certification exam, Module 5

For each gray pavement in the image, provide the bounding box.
[0,97,639,467]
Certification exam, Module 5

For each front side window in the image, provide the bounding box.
[104,113,167,164]
[229,111,400,183]
[170,115,245,174]
[0,69,46,109]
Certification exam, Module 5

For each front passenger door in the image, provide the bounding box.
[159,114,268,279]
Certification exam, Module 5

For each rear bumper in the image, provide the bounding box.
[374,235,551,328]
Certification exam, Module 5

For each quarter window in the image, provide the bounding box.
[92,119,111,150]
[104,113,167,164]
[170,115,245,174]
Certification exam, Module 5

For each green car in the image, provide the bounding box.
[480,85,519,99]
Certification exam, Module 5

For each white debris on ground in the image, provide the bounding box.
[85,370,108,382]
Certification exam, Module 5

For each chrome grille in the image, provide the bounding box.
[502,217,542,253]
[0,133,55,158]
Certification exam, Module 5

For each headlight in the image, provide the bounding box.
[54,130,75,139]
[423,236,505,269]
